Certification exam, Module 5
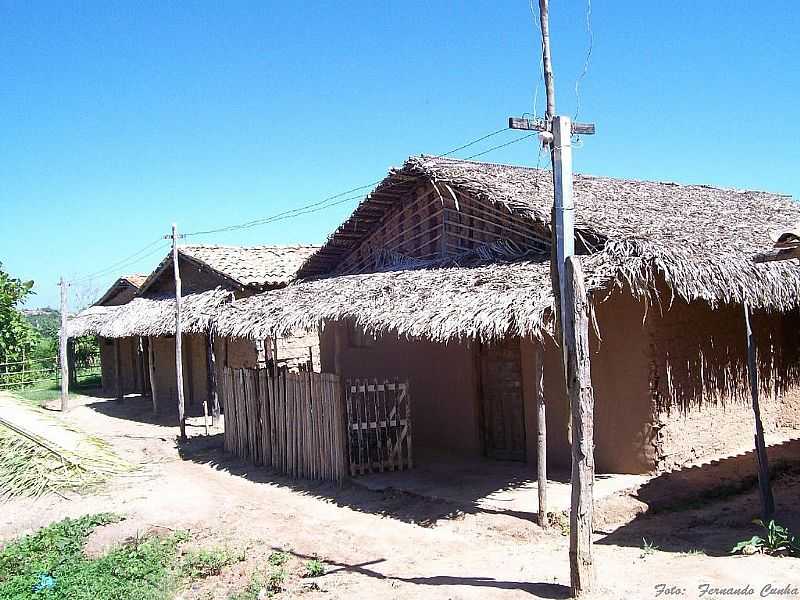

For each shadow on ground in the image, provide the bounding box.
[598,440,800,556]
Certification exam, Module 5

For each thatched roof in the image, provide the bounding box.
[217,156,800,343]
[298,156,800,310]
[68,288,233,339]
[139,244,319,294]
[66,305,120,338]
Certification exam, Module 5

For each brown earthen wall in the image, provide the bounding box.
[648,294,800,470]
[99,336,141,396]
[320,322,482,458]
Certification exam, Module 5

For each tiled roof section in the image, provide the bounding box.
[122,274,148,288]
[179,244,320,288]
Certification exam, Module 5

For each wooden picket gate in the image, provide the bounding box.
[222,367,347,482]
[345,379,412,476]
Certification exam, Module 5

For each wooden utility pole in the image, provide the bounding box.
[565,256,595,595]
[59,277,70,411]
[509,0,596,595]
[170,223,187,441]
[743,302,775,521]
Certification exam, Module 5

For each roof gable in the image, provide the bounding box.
[138,244,320,295]
[298,155,799,278]
[95,274,147,306]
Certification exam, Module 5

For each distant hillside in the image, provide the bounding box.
[23,308,60,338]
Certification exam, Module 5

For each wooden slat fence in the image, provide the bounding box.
[222,367,347,482]
[345,379,412,476]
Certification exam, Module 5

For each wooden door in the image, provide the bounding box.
[480,339,526,461]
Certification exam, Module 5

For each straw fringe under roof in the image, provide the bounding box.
[299,156,800,314]
[66,305,121,338]
[67,288,233,339]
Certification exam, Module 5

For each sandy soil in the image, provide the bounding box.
[2,391,799,600]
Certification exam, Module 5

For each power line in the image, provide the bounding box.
[574,0,593,121]
[67,126,533,281]
[69,238,167,285]
[182,126,513,239]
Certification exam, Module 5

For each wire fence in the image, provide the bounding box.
[0,355,101,390]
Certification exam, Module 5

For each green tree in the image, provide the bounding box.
[0,263,36,368]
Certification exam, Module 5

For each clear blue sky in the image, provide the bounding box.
[2,1,798,309]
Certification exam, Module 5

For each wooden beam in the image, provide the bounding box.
[536,340,547,529]
[67,339,77,389]
[207,332,220,425]
[147,337,159,413]
[744,302,776,521]
[564,256,595,597]
[113,338,122,401]
[753,247,800,263]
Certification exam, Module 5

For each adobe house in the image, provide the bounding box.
[64,274,148,396]
[215,156,800,475]
[68,244,318,414]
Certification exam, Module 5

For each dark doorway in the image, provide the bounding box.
[479,339,526,461]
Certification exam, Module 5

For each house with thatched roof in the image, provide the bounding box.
[65,274,148,396]
[214,155,800,475]
[68,245,318,412]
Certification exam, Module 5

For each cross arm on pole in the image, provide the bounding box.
[508,116,596,136]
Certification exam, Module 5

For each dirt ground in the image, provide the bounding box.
[2,391,799,600]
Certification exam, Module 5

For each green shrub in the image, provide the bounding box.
[732,519,800,557]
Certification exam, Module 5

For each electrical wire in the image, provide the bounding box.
[67,126,532,282]
[182,126,513,239]
[68,238,167,285]
[574,0,593,122]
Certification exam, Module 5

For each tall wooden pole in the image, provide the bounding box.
[172,223,187,441]
[509,3,596,593]
[59,277,70,411]
[538,0,556,120]
[743,302,775,520]
[565,257,595,596]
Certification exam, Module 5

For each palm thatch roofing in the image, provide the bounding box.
[216,156,800,343]
[68,288,233,339]
[139,244,319,294]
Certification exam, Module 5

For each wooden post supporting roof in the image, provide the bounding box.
[207,332,220,425]
[148,337,158,413]
[565,256,595,596]
[743,302,776,521]
[67,339,77,388]
[535,341,547,529]
[113,338,122,401]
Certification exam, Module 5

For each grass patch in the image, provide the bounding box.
[303,558,325,578]
[0,513,185,600]
[180,547,245,579]
[12,373,100,407]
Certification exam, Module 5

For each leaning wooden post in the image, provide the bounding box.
[67,339,77,388]
[59,277,70,411]
[743,302,775,521]
[207,331,220,425]
[113,338,122,401]
[535,340,547,528]
[148,337,159,413]
[171,223,187,441]
[564,256,595,597]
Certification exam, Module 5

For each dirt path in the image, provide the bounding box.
[2,391,799,600]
